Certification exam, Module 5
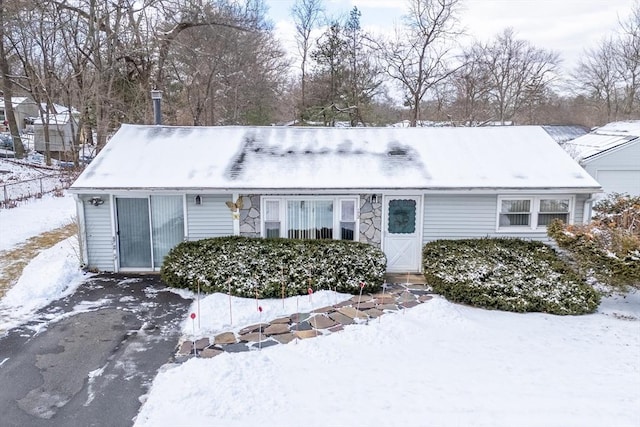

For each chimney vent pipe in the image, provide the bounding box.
[151,90,162,125]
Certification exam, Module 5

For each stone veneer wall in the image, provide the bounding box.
[238,194,261,238]
[237,194,383,246]
[359,194,382,248]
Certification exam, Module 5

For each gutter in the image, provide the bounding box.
[67,186,604,195]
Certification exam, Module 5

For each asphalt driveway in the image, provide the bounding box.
[0,273,192,427]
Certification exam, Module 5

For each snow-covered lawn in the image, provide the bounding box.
[0,193,76,251]
[134,291,640,427]
[1,184,639,427]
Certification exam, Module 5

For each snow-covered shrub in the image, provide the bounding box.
[422,238,600,315]
[160,236,386,297]
[547,194,640,290]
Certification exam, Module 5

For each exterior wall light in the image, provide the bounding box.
[89,197,104,206]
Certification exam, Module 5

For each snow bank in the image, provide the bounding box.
[0,236,89,331]
[181,290,352,338]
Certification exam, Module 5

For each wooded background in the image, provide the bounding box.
[1,0,638,158]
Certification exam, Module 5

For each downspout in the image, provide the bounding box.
[583,194,596,224]
[73,194,89,268]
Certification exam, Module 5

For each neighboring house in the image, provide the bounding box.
[0,97,39,132]
[33,111,78,158]
[542,125,589,144]
[69,125,601,273]
[561,121,640,197]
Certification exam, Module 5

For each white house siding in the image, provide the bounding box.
[81,195,115,271]
[583,141,640,196]
[422,194,588,244]
[186,194,233,240]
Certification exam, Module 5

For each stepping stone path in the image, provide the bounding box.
[175,283,434,360]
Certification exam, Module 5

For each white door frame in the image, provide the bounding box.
[381,194,423,273]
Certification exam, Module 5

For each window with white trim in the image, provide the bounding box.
[262,197,358,241]
[497,196,572,230]
[339,199,356,240]
[264,200,281,238]
[538,199,570,225]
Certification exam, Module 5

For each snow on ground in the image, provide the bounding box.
[1,156,77,251]
[0,193,76,250]
[0,236,89,332]
[0,188,639,427]
[180,290,352,339]
[136,293,640,427]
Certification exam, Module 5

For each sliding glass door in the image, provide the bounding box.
[116,198,152,268]
[116,196,184,270]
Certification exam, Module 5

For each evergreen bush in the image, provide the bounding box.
[160,236,386,297]
[422,238,600,315]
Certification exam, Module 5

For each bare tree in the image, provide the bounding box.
[477,28,560,125]
[572,1,640,124]
[449,45,492,125]
[616,0,640,116]
[291,0,324,123]
[382,0,463,127]
[166,0,288,125]
[574,38,622,123]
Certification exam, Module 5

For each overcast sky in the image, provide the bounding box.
[266,0,635,76]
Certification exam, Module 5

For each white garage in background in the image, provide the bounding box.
[562,121,640,198]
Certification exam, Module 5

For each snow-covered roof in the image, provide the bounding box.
[0,97,35,108]
[70,124,601,192]
[33,112,73,125]
[561,120,640,161]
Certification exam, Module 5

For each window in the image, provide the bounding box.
[340,200,356,240]
[538,199,570,225]
[497,196,572,231]
[264,200,281,238]
[388,199,417,233]
[499,199,531,227]
[262,197,358,241]
[287,200,333,239]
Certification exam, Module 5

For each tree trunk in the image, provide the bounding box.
[0,0,25,158]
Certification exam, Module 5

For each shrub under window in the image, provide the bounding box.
[160,236,386,297]
[422,238,600,315]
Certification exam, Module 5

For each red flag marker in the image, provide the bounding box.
[190,312,196,319]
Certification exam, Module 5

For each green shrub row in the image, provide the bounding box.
[422,238,600,315]
[160,236,386,297]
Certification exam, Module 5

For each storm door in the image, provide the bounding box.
[383,196,421,272]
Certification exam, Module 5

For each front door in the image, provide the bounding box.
[383,196,421,272]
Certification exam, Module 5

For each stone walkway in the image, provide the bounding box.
[176,282,433,360]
